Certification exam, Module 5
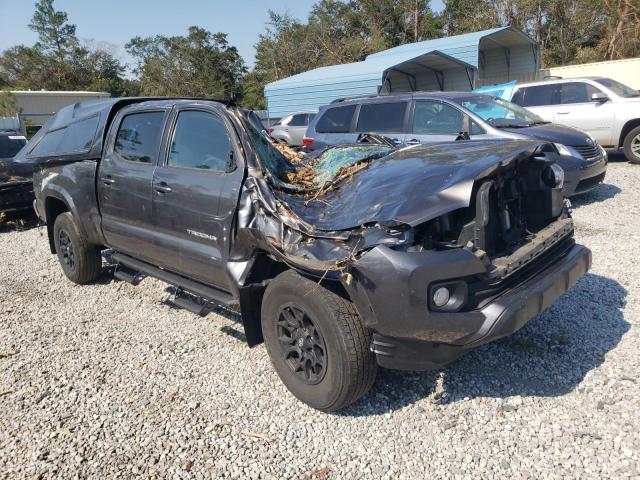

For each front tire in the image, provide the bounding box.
[53,212,102,284]
[623,126,640,164]
[261,270,377,412]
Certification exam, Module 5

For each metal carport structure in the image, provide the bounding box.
[264,26,538,119]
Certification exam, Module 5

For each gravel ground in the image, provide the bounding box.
[1,159,639,479]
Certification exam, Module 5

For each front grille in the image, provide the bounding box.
[571,145,601,160]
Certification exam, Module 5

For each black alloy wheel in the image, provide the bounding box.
[58,228,75,270]
[276,303,327,385]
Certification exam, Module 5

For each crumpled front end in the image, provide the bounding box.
[228,111,590,361]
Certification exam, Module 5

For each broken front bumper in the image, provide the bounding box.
[346,241,591,371]
[0,181,35,219]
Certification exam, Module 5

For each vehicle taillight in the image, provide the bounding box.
[303,138,313,147]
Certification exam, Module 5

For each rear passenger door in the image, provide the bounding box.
[150,104,244,291]
[98,107,169,262]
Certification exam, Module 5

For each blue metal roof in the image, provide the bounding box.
[264,27,536,118]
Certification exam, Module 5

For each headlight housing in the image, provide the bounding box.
[542,163,565,189]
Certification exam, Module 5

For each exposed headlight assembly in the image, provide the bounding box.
[542,163,565,189]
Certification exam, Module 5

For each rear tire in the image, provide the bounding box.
[53,212,102,284]
[261,270,377,412]
[622,126,640,164]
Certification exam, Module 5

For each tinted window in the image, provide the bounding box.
[288,114,307,127]
[114,112,164,164]
[168,110,232,171]
[316,105,356,133]
[0,135,27,158]
[520,84,558,107]
[30,115,99,157]
[58,115,100,152]
[413,101,463,135]
[30,129,65,156]
[356,102,407,133]
[511,89,525,106]
[559,82,600,104]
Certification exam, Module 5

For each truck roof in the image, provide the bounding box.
[14,97,235,165]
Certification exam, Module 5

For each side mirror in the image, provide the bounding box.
[591,92,609,103]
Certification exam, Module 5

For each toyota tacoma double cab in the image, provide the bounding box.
[18,97,591,411]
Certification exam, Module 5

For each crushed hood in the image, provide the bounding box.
[276,139,551,231]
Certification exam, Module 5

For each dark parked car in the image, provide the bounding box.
[18,97,591,411]
[0,130,33,219]
[304,92,607,197]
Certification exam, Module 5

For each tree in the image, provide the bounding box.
[0,90,21,117]
[126,27,245,99]
[0,0,128,95]
[243,1,445,109]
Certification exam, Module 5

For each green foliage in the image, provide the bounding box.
[126,27,245,99]
[0,0,127,96]
[0,90,21,116]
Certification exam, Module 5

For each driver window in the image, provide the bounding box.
[413,101,463,135]
[168,110,233,171]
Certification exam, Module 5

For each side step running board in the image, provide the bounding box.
[110,252,237,309]
[113,268,145,286]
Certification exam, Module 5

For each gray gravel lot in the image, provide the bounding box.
[1,159,639,479]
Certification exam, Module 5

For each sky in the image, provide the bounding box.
[0,0,445,71]
[0,0,316,69]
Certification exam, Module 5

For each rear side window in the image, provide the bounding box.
[168,110,232,172]
[412,101,463,135]
[315,105,356,133]
[356,102,407,133]
[30,115,99,157]
[518,84,558,107]
[114,111,164,164]
[288,114,307,127]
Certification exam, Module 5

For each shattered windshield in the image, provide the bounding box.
[243,117,394,193]
[455,96,545,128]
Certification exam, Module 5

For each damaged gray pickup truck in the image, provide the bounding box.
[18,98,591,411]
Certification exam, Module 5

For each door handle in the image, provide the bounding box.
[153,182,172,194]
[406,139,421,145]
[557,111,570,115]
[101,176,115,185]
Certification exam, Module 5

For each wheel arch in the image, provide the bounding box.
[619,118,640,147]
[44,195,71,253]
[237,254,351,347]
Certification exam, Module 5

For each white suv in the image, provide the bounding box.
[510,77,640,163]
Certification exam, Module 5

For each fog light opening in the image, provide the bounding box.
[433,287,450,307]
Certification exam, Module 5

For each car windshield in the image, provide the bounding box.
[453,96,545,128]
[594,78,640,98]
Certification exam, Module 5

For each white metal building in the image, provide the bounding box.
[264,26,539,119]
